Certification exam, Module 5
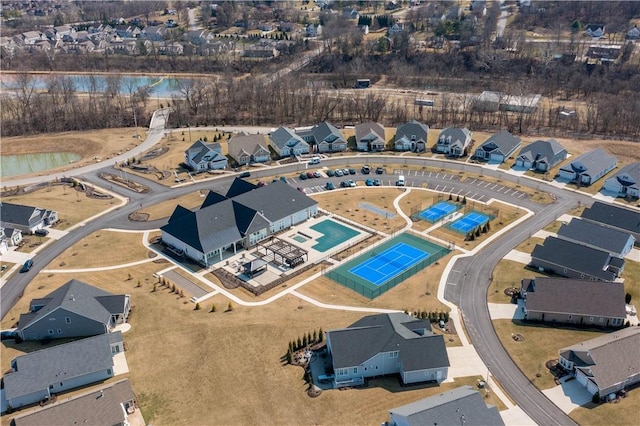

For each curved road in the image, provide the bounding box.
[2,150,596,425]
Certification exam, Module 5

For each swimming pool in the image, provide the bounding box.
[310,219,360,252]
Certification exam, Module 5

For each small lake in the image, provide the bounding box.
[1,152,81,178]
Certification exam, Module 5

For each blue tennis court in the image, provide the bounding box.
[418,201,458,222]
[450,211,491,233]
[349,242,429,286]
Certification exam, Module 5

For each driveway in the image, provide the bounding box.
[488,301,525,320]
[542,376,593,414]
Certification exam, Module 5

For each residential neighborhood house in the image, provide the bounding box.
[515,139,568,172]
[325,313,449,388]
[269,126,310,157]
[17,279,131,341]
[602,162,640,199]
[0,202,58,234]
[227,134,271,166]
[555,218,635,259]
[161,179,318,266]
[558,327,640,398]
[354,122,386,152]
[557,148,617,186]
[394,120,428,152]
[2,332,125,410]
[473,131,521,163]
[388,385,505,426]
[296,122,347,153]
[0,226,23,252]
[520,277,626,327]
[580,201,640,243]
[435,127,472,157]
[184,140,228,172]
[584,24,606,38]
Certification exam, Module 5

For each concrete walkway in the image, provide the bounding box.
[504,250,532,265]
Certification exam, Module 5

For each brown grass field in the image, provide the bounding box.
[140,190,208,220]
[487,260,529,304]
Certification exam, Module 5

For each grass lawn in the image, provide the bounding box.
[621,259,640,303]
[487,260,529,304]
[142,190,208,220]
[570,389,640,426]
[514,237,545,254]
[2,184,121,230]
[492,319,606,390]
[13,236,49,253]
[49,230,152,269]
[0,261,16,279]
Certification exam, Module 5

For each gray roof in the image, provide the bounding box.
[531,237,618,281]
[4,332,122,401]
[269,126,308,149]
[557,218,634,256]
[185,140,225,165]
[581,201,640,238]
[232,180,317,221]
[389,386,504,426]
[395,120,428,143]
[438,127,471,146]
[354,122,385,142]
[604,162,640,191]
[19,279,128,332]
[327,313,449,371]
[304,121,346,145]
[522,277,626,318]
[477,131,522,157]
[13,379,135,426]
[559,327,640,393]
[559,148,617,179]
[517,139,566,163]
[0,202,41,227]
[227,134,269,160]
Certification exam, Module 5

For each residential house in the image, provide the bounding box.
[586,45,621,64]
[12,379,141,426]
[184,140,228,172]
[556,218,635,259]
[388,386,504,426]
[342,7,360,20]
[227,134,271,166]
[161,179,318,266]
[584,24,605,38]
[305,23,322,38]
[515,139,567,172]
[557,149,617,186]
[355,122,386,152]
[153,41,184,56]
[394,120,428,152]
[602,162,640,198]
[0,226,22,248]
[16,31,43,45]
[473,131,521,163]
[0,238,7,255]
[389,23,404,35]
[627,26,640,40]
[530,237,624,282]
[187,29,215,45]
[269,126,310,157]
[580,201,640,244]
[436,127,472,157]
[16,279,130,341]
[297,122,347,153]
[0,202,58,234]
[558,327,640,398]
[2,332,125,409]
[141,25,166,41]
[326,313,449,388]
[520,277,626,327]
[243,45,278,58]
[278,22,297,33]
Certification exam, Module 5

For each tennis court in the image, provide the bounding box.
[449,211,491,234]
[310,219,360,252]
[418,201,459,222]
[349,242,429,286]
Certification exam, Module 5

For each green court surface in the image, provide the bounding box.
[310,219,360,252]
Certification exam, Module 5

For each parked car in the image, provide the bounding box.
[365,178,373,186]
[257,181,267,187]
[297,187,306,193]
[280,176,287,182]
[361,165,371,174]
[347,179,356,187]
[373,178,381,186]
[340,181,349,188]
[299,173,308,180]
[239,171,251,178]
[313,171,322,178]
[375,166,385,174]
[348,168,357,175]
[0,329,17,341]
[306,171,315,179]
[34,229,49,237]
[327,169,336,177]
[335,169,344,177]
[20,259,33,273]
[342,168,350,175]
[325,182,335,190]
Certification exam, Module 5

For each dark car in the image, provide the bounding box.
[373,178,382,186]
[375,166,385,174]
[361,165,371,174]
[20,259,33,273]
[299,172,308,180]
[34,229,49,237]
[280,176,287,182]
[348,168,357,175]
[239,171,251,178]
[327,169,336,177]
[340,181,349,188]
[335,169,344,177]
[325,182,335,190]
[365,178,373,186]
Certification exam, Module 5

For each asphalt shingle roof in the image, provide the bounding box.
[269,126,307,149]
[227,134,269,160]
[604,162,640,192]
[477,130,521,156]
[354,122,385,142]
[559,148,617,179]
[556,218,633,256]
[581,201,640,238]
[395,120,428,143]
[0,203,40,227]
[517,139,566,164]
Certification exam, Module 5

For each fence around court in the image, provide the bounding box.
[325,232,451,299]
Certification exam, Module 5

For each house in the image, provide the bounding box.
[354,122,386,152]
[0,202,58,234]
[584,24,605,38]
[2,332,124,409]
[228,134,271,166]
[520,277,626,327]
[602,162,640,198]
[515,139,567,172]
[12,379,141,426]
[243,45,278,58]
[184,140,228,172]
[436,127,472,157]
[269,126,310,157]
[305,23,322,38]
[586,45,621,64]
[394,120,428,152]
[17,279,131,341]
[580,201,640,244]
[0,226,22,247]
[558,327,640,398]
[473,131,521,163]
[141,25,166,41]
[342,7,360,20]
[153,41,184,56]
[530,237,624,282]
[557,149,617,186]
[388,23,404,35]
[627,26,640,40]
[161,179,318,266]
[297,122,347,153]
[388,386,504,426]
[556,218,635,259]
[326,313,449,388]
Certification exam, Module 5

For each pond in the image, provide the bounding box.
[1,152,81,178]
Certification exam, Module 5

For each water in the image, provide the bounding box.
[0,74,189,98]
[1,152,81,178]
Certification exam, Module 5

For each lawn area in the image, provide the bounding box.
[13,236,50,253]
[492,319,606,390]
[2,184,122,230]
[621,259,640,304]
[570,389,640,426]
[141,190,208,220]
[0,261,16,279]
[514,237,545,254]
[487,260,529,304]
[49,230,152,269]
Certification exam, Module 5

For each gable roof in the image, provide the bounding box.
[477,131,521,156]
[0,203,41,227]
[522,277,626,318]
[227,134,269,160]
[531,237,619,281]
[438,127,471,145]
[185,140,224,165]
[327,313,449,371]
[13,379,136,426]
[354,122,385,142]
[395,120,428,143]
[225,178,258,198]
[269,126,307,149]
[18,280,128,332]
[389,386,504,426]
[559,148,617,178]
[311,121,346,144]
[231,180,317,221]
[4,332,122,401]
[604,162,640,191]
[517,139,566,163]
[556,218,634,256]
[581,201,640,237]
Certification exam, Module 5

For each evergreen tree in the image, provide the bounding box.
[318,328,323,342]
[312,330,317,342]
[303,335,308,347]
[475,227,481,237]
[456,194,460,202]
[210,304,216,312]
[462,196,467,205]
[297,337,302,349]
[194,302,201,310]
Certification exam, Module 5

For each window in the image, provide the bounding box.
[589,316,594,322]
[580,274,585,279]
[599,317,604,323]
[568,315,573,320]
[65,317,71,324]
[353,367,358,374]
[48,329,54,335]
[389,351,399,359]
[563,268,568,273]
[57,329,62,334]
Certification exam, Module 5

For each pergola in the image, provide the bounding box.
[255,236,308,268]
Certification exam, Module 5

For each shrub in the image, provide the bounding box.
[227,301,233,311]
[210,304,216,313]
[592,392,600,404]
[194,302,201,310]
[625,292,632,304]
